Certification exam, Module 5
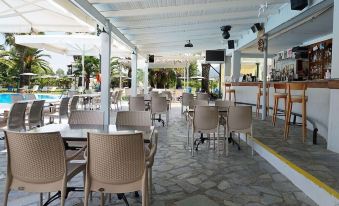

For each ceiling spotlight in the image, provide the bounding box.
[221,25,232,40]
[184,40,193,48]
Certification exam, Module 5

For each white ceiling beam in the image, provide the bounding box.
[119,23,248,35]
[89,0,140,3]
[137,39,235,49]
[69,0,135,50]
[111,10,262,26]
[114,17,264,29]
[100,0,288,17]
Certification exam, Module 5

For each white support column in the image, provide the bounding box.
[231,50,241,82]
[262,34,268,121]
[144,62,149,94]
[131,50,137,97]
[327,0,339,153]
[100,22,111,125]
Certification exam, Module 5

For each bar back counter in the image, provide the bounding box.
[228,80,339,141]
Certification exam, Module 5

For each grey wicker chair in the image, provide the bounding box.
[196,93,210,103]
[27,100,45,130]
[129,96,146,111]
[227,106,253,156]
[85,132,156,206]
[189,106,220,156]
[70,96,79,112]
[68,110,104,125]
[151,96,169,126]
[10,94,24,103]
[45,97,70,123]
[116,111,152,127]
[3,131,86,206]
[181,93,193,114]
[6,102,28,131]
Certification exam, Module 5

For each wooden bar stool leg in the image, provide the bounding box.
[302,100,307,142]
[272,97,277,126]
[285,101,293,140]
[256,94,260,117]
[233,91,236,103]
[266,94,269,116]
[228,91,231,101]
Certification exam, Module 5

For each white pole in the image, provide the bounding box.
[100,22,112,125]
[186,61,190,92]
[131,50,137,97]
[82,50,85,92]
[183,66,186,91]
[144,62,149,94]
[262,34,268,121]
[119,64,122,89]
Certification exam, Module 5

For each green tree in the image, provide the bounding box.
[55,68,65,77]
[74,56,100,89]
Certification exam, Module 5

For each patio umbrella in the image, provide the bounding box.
[15,34,131,90]
[0,0,95,33]
[190,76,205,80]
[20,73,37,86]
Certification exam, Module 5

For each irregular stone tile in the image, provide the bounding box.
[175,195,219,206]
[260,194,283,205]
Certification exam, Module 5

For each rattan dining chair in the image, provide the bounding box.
[45,97,70,123]
[129,96,146,111]
[84,132,155,206]
[111,90,119,110]
[10,94,24,103]
[68,110,104,125]
[227,106,253,156]
[189,106,220,156]
[27,100,45,130]
[162,91,173,109]
[70,96,79,112]
[116,111,152,127]
[181,93,193,114]
[196,93,210,103]
[151,96,169,126]
[3,131,86,206]
[6,102,28,132]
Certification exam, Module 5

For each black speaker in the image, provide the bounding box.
[291,0,308,10]
[228,40,234,49]
[148,55,154,63]
[254,23,263,31]
[251,25,256,33]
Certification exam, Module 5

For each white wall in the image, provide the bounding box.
[327,0,339,153]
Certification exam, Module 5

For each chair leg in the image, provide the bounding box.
[60,185,66,206]
[148,167,152,201]
[40,193,43,206]
[272,97,277,126]
[302,101,307,142]
[213,133,216,150]
[186,120,190,149]
[256,94,260,117]
[191,130,195,157]
[3,177,10,206]
[100,192,105,206]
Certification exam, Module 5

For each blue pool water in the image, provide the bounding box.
[0,93,59,103]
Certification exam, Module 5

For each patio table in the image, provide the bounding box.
[29,123,154,143]
[74,93,101,109]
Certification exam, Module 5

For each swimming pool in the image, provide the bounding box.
[0,93,59,104]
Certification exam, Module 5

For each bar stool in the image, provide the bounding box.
[256,83,270,117]
[272,83,287,126]
[224,83,236,102]
[284,83,308,142]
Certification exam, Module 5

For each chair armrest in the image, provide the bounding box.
[146,131,158,167]
[66,145,87,162]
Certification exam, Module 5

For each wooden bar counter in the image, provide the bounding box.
[225,79,339,141]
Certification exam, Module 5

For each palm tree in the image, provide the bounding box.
[0,47,52,87]
[74,56,100,89]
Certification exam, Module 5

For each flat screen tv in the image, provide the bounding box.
[205,50,225,63]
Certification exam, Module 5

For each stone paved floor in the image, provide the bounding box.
[0,103,317,205]
[253,114,339,192]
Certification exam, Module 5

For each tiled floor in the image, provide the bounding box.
[0,103,318,205]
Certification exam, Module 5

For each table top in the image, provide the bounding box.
[74,93,101,98]
[30,124,154,142]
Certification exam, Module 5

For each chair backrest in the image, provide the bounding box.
[287,83,307,98]
[24,94,36,100]
[116,111,151,127]
[28,100,45,128]
[162,91,172,100]
[228,106,252,133]
[215,99,234,108]
[196,93,209,101]
[225,83,232,89]
[87,132,145,184]
[7,102,28,131]
[4,131,66,184]
[190,99,208,109]
[117,90,123,100]
[68,91,79,97]
[273,83,286,93]
[193,106,219,131]
[11,94,24,103]
[59,97,70,116]
[70,96,79,111]
[69,110,104,125]
[182,93,194,106]
[151,96,167,113]
[129,96,145,111]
